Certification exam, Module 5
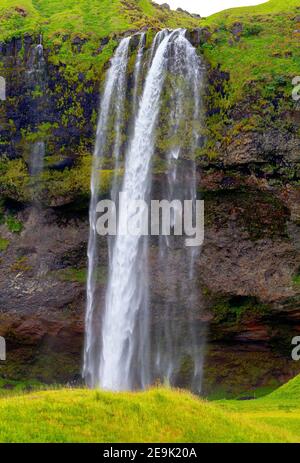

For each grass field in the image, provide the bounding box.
[0,375,299,443]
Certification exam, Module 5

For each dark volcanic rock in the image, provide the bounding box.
[186,27,211,47]
[0,29,299,397]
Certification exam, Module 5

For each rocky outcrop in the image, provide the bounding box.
[0,180,299,396]
[0,27,299,397]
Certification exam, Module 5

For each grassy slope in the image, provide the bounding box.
[0,0,199,41]
[198,0,300,159]
[217,374,300,442]
[0,375,299,443]
[0,0,199,86]
[202,0,300,104]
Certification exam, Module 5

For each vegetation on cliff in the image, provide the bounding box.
[0,1,200,205]
[0,0,198,47]
[0,0,299,202]
[199,0,300,160]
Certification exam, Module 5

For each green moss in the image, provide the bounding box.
[211,296,270,325]
[200,0,300,159]
[39,154,119,205]
[0,158,30,203]
[0,237,9,251]
[51,266,107,284]
[5,215,23,233]
[0,151,124,205]
[21,123,59,146]
[293,273,300,286]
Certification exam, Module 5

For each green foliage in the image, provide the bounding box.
[39,153,117,204]
[200,0,300,158]
[212,297,269,324]
[5,215,23,233]
[0,152,122,205]
[293,272,300,286]
[56,267,87,283]
[0,158,30,203]
[242,24,263,37]
[0,0,199,42]
[0,378,43,397]
[53,266,107,284]
[202,0,300,105]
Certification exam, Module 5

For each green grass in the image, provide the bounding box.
[202,0,300,104]
[0,378,43,397]
[267,374,300,400]
[199,0,300,158]
[0,375,300,442]
[205,0,300,20]
[0,0,199,42]
[217,374,300,442]
[0,0,199,82]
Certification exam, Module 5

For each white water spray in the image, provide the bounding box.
[84,37,131,385]
[84,30,205,391]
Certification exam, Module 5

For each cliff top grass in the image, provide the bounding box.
[202,0,300,104]
[0,0,199,42]
[205,0,299,21]
[0,0,200,80]
[0,375,299,443]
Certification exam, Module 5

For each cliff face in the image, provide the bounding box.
[0,1,299,397]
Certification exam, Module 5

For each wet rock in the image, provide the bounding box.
[222,130,300,166]
[48,157,75,171]
[186,28,211,47]
[129,34,141,52]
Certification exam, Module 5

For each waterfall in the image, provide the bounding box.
[83,37,131,386]
[153,33,205,391]
[132,32,146,113]
[27,38,47,198]
[84,29,205,392]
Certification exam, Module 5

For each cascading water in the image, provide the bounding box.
[84,29,205,392]
[27,37,47,198]
[132,32,146,113]
[84,37,131,386]
[152,34,205,391]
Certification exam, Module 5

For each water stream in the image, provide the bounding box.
[84,30,205,392]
